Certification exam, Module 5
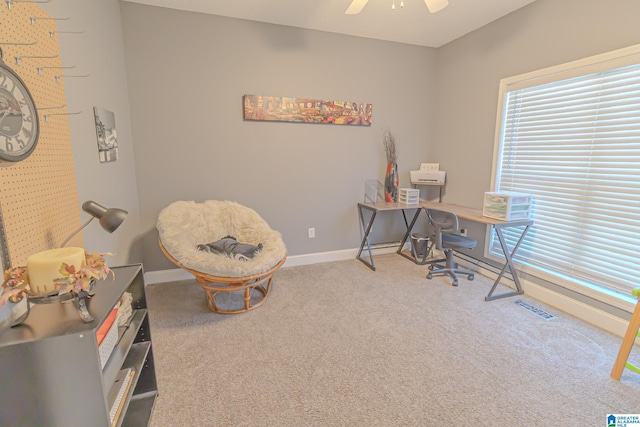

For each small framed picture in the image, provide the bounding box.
[93,107,119,163]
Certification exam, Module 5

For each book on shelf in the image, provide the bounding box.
[107,367,135,426]
[96,306,119,346]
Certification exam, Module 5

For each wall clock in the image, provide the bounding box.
[0,47,39,163]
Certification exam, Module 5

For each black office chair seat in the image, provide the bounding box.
[441,232,477,249]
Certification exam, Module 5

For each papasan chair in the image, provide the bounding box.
[157,200,287,314]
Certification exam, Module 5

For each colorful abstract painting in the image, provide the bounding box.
[243,95,372,126]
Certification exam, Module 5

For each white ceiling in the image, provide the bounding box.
[120,0,537,48]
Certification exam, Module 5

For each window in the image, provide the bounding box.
[491,44,640,297]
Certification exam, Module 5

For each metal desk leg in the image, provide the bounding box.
[485,224,530,301]
[397,208,423,263]
[357,205,377,271]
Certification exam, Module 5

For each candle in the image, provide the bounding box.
[27,247,86,294]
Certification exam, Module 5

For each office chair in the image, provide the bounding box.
[424,208,477,286]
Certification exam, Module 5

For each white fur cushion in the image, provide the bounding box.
[157,200,287,277]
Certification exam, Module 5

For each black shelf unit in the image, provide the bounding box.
[0,264,157,427]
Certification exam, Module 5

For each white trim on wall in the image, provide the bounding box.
[144,245,402,284]
[460,261,632,339]
[145,248,633,339]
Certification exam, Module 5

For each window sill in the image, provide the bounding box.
[512,262,636,314]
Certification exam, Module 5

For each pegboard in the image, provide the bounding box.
[0,3,82,267]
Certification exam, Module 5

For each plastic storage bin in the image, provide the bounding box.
[483,192,532,221]
[399,188,420,204]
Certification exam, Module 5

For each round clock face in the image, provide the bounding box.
[0,60,39,162]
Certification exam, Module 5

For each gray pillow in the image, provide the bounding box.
[197,235,263,261]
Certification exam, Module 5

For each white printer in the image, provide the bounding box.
[410,163,446,184]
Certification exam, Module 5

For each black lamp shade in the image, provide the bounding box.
[82,201,127,233]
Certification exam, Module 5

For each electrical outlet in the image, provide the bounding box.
[308,227,315,238]
[460,228,467,236]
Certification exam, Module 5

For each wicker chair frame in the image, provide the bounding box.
[159,239,286,314]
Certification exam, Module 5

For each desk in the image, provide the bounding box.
[356,200,533,301]
[420,201,533,301]
[357,202,422,271]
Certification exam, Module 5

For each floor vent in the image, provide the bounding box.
[513,300,557,320]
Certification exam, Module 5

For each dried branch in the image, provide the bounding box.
[383,128,398,164]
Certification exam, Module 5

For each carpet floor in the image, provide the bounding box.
[145,254,640,426]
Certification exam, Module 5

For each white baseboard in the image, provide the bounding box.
[521,276,629,338]
[144,245,402,285]
[145,248,632,339]
[281,244,404,268]
[144,268,194,285]
[465,261,630,339]
[280,248,357,268]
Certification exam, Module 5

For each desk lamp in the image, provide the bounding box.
[15,201,128,324]
[60,200,128,247]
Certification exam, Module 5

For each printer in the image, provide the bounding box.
[410,163,446,184]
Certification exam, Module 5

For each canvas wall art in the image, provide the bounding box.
[93,107,119,163]
[243,95,372,126]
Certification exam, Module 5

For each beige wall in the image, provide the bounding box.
[120,4,437,271]
[434,0,640,208]
[42,0,143,265]
[12,0,640,276]
[432,0,640,311]
[0,0,141,323]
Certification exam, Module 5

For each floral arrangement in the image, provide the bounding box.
[0,266,29,305]
[55,251,114,295]
[0,251,113,305]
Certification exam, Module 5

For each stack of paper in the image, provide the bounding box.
[107,368,135,426]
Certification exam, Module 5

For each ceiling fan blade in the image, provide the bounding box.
[424,0,449,13]
[345,0,369,15]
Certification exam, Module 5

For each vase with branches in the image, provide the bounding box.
[383,128,399,202]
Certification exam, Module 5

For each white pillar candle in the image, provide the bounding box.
[27,247,86,294]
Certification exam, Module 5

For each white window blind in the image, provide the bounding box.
[493,57,640,296]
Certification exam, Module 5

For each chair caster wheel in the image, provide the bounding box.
[468,274,474,281]
[427,273,433,279]
[452,280,459,287]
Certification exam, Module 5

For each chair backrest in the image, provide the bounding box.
[425,208,459,250]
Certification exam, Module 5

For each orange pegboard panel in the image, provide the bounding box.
[0,3,81,267]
